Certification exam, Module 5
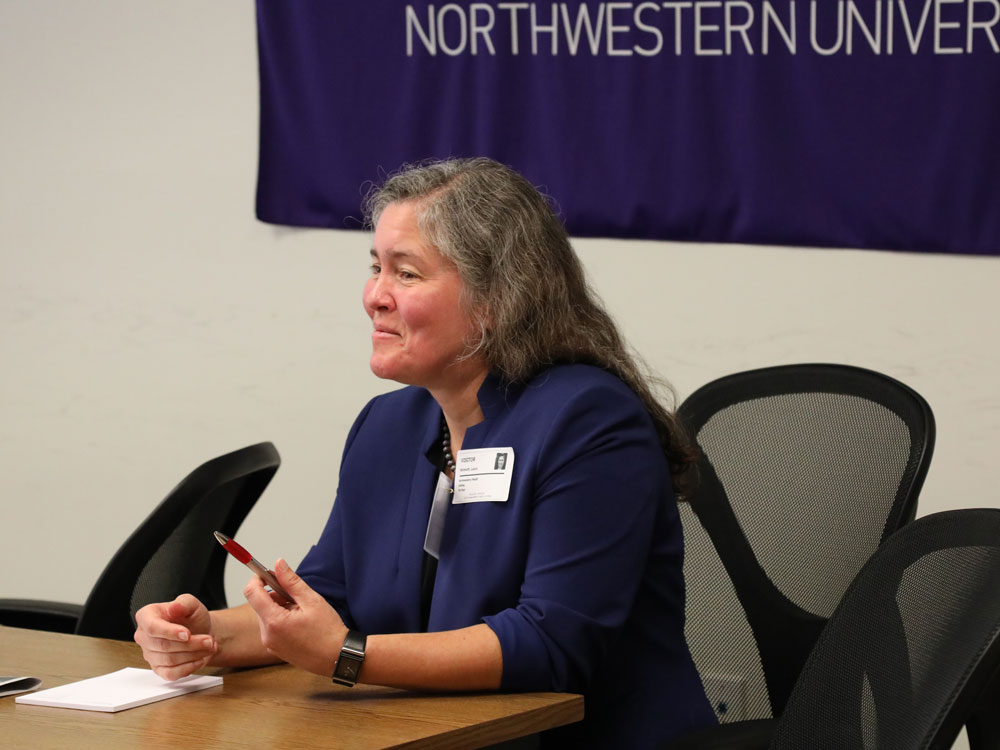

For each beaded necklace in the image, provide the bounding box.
[441,416,456,474]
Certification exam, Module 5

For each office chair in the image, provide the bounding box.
[0,442,280,640]
[769,508,1000,750]
[667,364,934,748]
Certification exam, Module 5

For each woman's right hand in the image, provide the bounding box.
[134,594,218,680]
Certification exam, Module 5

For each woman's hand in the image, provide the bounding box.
[243,558,348,678]
[134,595,218,680]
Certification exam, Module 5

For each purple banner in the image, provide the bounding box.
[255,1,1000,254]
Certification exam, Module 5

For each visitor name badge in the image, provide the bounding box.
[453,447,515,504]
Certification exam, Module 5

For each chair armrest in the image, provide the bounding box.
[660,719,776,750]
[0,598,83,634]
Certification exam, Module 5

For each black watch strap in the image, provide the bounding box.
[332,629,367,687]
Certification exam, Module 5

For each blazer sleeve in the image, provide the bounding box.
[482,378,676,693]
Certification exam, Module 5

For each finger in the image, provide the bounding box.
[268,589,292,607]
[244,575,281,616]
[151,655,212,682]
[136,595,205,642]
[140,633,216,654]
[136,611,193,643]
[145,646,216,668]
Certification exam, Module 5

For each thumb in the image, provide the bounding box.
[273,558,315,602]
[166,594,202,624]
[162,594,204,641]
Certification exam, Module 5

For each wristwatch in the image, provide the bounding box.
[332,629,367,687]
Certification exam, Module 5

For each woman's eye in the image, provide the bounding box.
[369,264,381,275]
[399,270,418,280]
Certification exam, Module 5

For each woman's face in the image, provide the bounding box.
[363,201,486,392]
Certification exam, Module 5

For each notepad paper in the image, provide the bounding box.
[15,667,222,712]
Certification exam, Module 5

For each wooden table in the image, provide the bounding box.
[0,626,583,749]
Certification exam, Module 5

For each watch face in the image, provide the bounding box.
[334,631,366,685]
[339,657,360,681]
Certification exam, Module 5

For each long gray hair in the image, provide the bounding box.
[363,157,695,489]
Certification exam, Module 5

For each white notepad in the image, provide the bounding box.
[15,667,222,712]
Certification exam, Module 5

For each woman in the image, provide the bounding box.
[135,158,715,748]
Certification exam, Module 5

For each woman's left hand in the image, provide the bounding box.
[243,558,349,677]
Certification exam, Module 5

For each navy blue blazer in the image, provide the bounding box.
[299,364,715,748]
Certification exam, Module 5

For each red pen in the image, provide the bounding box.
[213,531,294,605]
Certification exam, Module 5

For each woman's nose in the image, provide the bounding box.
[364,276,394,312]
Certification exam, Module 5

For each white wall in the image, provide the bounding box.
[2,0,998,622]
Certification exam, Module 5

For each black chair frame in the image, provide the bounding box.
[678,364,935,718]
[0,442,280,640]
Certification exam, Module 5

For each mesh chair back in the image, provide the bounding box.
[678,365,934,722]
[75,442,280,640]
[771,508,1000,750]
